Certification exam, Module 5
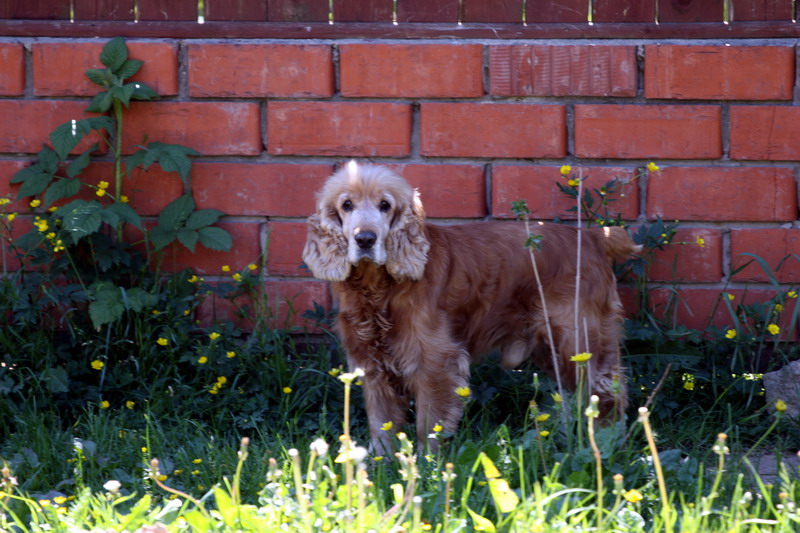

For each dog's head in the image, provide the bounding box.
[303,162,430,282]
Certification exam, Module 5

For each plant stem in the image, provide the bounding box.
[113,99,125,243]
[639,406,672,532]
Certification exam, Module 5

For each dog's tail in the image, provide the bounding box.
[598,226,642,261]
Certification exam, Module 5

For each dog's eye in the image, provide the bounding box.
[379,200,391,213]
[341,200,353,212]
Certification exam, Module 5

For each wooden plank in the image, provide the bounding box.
[659,0,724,22]
[138,0,198,20]
[731,0,793,21]
[526,0,587,23]
[397,0,459,22]
[268,0,329,21]
[593,0,657,22]
[333,0,392,21]
[73,0,135,20]
[463,0,523,22]
[205,0,268,21]
[3,0,71,18]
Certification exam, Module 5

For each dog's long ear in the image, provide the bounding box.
[385,191,430,281]
[302,209,351,281]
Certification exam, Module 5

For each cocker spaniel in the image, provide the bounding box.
[303,162,639,453]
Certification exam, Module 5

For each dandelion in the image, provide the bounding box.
[726,329,737,339]
[455,386,471,398]
[91,360,104,370]
[104,480,122,493]
[248,263,258,271]
[559,165,572,176]
[571,352,592,363]
[226,351,236,358]
[647,162,660,172]
[433,423,443,433]
[198,356,208,364]
[156,337,169,346]
[192,458,202,464]
[712,432,729,455]
[221,265,231,272]
[209,332,221,341]
[309,438,329,458]
[29,199,41,208]
[535,413,551,423]
[232,273,242,282]
[624,489,643,503]
[695,235,705,248]
[191,470,201,475]
[381,421,393,431]
[141,447,148,453]
[100,400,110,409]
[539,430,550,438]
[768,324,780,335]
[775,399,788,413]
[283,386,293,394]
[338,368,364,385]
[53,496,67,505]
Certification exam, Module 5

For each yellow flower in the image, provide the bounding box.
[29,199,41,208]
[552,393,563,404]
[38,499,51,507]
[91,360,104,370]
[35,219,49,232]
[726,293,735,301]
[125,401,135,409]
[373,455,384,462]
[624,489,643,503]
[232,273,242,282]
[192,458,202,464]
[100,400,110,409]
[695,235,705,248]
[48,206,58,213]
[539,430,550,438]
[46,232,56,240]
[0,198,9,206]
[120,195,129,203]
[226,351,236,358]
[775,303,784,313]
[775,399,788,412]
[571,352,592,363]
[209,332,220,341]
[157,474,168,481]
[98,180,110,189]
[433,424,443,433]
[725,329,737,339]
[788,291,798,299]
[567,178,580,187]
[53,239,65,252]
[768,324,780,335]
[221,265,231,272]
[141,447,148,453]
[152,309,161,316]
[535,413,551,423]
[6,213,16,222]
[455,386,471,398]
[95,188,106,197]
[53,496,67,505]
[188,275,199,283]
[247,263,258,271]
[647,162,660,172]
[216,376,227,385]
[328,367,341,377]
[198,356,208,364]
[683,380,694,391]
[157,337,168,346]
[381,421,393,431]
[283,386,293,394]
[559,165,572,176]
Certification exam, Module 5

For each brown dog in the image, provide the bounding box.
[303,162,638,452]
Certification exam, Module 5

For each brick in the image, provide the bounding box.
[0,43,24,95]
[385,164,486,218]
[340,44,483,98]
[491,165,639,220]
[646,228,723,283]
[648,166,797,222]
[0,160,29,211]
[192,163,333,217]
[123,102,262,156]
[268,102,411,157]
[1,215,33,272]
[32,41,178,96]
[188,43,334,98]
[575,105,721,159]
[730,106,800,161]
[731,229,800,283]
[268,222,308,277]
[0,100,103,154]
[421,103,566,158]
[490,45,636,97]
[77,163,184,216]
[644,45,794,100]
[157,220,263,275]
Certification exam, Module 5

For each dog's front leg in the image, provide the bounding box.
[359,368,409,456]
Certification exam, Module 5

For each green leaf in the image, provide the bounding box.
[198,226,232,252]
[186,209,223,231]
[60,200,103,244]
[124,287,158,312]
[42,366,69,394]
[176,228,199,253]
[43,178,81,207]
[158,194,195,232]
[50,117,113,160]
[38,145,62,172]
[148,142,201,183]
[131,82,159,101]
[66,148,94,178]
[90,294,125,329]
[110,84,136,107]
[115,58,143,80]
[105,202,143,230]
[85,68,112,88]
[100,37,128,72]
[15,168,55,198]
[148,226,176,252]
[86,91,113,113]
[488,478,519,513]
[466,507,496,533]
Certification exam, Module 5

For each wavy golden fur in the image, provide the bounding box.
[303,162,639,453]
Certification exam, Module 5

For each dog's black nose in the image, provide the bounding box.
[355,231,377,250]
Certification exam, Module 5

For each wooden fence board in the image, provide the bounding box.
[659,0,724,22]
[3,0,70,18]
[334,0,392,21]
[205,0,268,21]
[397,0,459,22]
[463,0,523,23]
[138,0,198,20]
[526,0,588,23]
[268,0,329,21]
[593,0,657,22]
[73,0,135,20]
[732,0,793,20]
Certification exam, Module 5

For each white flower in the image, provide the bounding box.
[310,438,329,458]
[103,480,122,493]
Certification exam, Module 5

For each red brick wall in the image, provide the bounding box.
[1,40,799,331]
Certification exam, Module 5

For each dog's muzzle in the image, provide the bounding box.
[355,231,377,250]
